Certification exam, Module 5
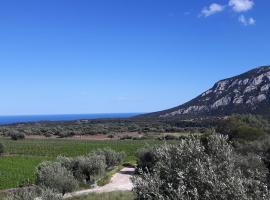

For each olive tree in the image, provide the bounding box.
[95,148,125,169]
[72,154,106,183]
[10,131,25,140]
[36,161,78,196]
[132,134,270,200]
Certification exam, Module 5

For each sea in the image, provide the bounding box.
[0,113,141,125]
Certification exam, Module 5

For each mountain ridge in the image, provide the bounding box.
[140,65,270,119]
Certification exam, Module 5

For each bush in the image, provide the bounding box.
[5,188,37,200]
[36,161,78,195]
[0,142,4,154]
[10,132,25,140]
[72,154,106,183]
[95,148,125,169]
[216,115,267,141]
[56,155,73,170]
[136,147,158,173]
[41,188,63,200]
[132,134,270,200]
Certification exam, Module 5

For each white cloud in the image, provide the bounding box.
[238,14,256,25]
[201,3,225,17]
[229,0,254,12]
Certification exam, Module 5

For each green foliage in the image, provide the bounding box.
[5,188,37,200]
[41,188,63,200]
[216,114,268,141]
[72,154,106,183]
[0,138,170,190]
[132,134,270,200]
[36,161,78,195]
[0,156,45,189]
[95,148,125,169]
[136,146,158,173]
[10,132,25,141]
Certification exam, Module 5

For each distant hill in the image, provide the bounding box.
[141,66,270,119]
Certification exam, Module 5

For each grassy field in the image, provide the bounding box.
[68,191,133,200]
[0,137,168,190]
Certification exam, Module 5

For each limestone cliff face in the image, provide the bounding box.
[145,66,270,118]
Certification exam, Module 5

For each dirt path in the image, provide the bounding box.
[64,167,135,199]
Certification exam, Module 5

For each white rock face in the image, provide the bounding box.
[238,78,249,86]
[211,96,232,109]
[266,71,270,80]
[233,96,244,104]
[257,94,267,102]
[243,78,249,85]
[261,84,270,92]
[246,94,267,105]
[244,85,257,93]
[182,106,207,114]
[252,74,265,86]
[228,79,239,88]
[214,80,228,92]
[201,89,212,97]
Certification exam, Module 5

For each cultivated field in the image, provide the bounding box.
[0,138,168,190]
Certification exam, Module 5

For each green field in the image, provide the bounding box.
[0,138,166,190]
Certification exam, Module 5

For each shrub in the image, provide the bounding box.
[41,188,63,200]
[95,148,125,169]
[132,134,270,200]
[36,161,78,195]
[56,155,73,170]
[72,154,106,183]
[136,147,158,173]
[5,188,37,200]
[0,142,4,154]
[10,132,25,140]
[216,115,267,141]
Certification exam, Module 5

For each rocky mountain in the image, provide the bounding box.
[143,66,270,119]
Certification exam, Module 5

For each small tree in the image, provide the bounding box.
[95,148,125,169]
[36,161,78,196]
[10,132,25,140]
[136,147,158,173]
[72,154,106,183]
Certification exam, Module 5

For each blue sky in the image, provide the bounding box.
[0,0,269,115]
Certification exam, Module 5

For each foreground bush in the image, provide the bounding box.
[132,134,270,200]
[136,147,158,173]
[36,161,78,195]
